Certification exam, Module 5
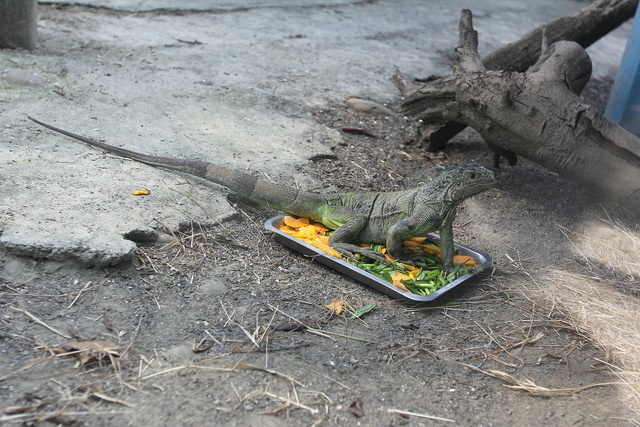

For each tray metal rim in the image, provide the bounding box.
[264,214,492,302]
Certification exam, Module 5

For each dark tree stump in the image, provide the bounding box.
[417,0,639,151]
[394,10,640,215]
[0,0,37,50]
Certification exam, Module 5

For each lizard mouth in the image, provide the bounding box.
[487,171,498,185]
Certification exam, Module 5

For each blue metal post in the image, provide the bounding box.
[605,5,640,136]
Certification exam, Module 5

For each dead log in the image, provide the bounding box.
[394,10,640,214]
[418,0,639,151]
[0,0,38,50]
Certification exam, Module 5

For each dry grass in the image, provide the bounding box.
[534,216,640,417]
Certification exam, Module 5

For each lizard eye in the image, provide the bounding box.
[468,172,477,180]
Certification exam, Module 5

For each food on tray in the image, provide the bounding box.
[277,216,479,296]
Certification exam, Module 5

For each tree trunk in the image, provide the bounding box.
[419,0,638,151]
[394,10,640,214]
[0,0,37,50]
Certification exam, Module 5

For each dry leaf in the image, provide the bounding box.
[4,405,35,415]
[325,300,345,315]
[60,339,122,365]
[348,398,364,417]
[192,338,213,353]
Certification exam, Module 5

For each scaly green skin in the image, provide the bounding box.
[28,116,496,269]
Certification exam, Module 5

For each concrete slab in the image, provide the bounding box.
[41,0,366,12]
[0,0,630,266]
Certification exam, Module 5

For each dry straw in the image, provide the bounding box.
[540,216,640,416]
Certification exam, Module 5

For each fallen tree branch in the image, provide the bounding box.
[394,9,640,214]
[415,0,639,150]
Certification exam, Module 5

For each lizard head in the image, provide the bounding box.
[427,163,496,203]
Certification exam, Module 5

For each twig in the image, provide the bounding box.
[136,247,159,273]
[226,362,304,387]
[0,354,57,381]
[90,391,135,408]
[313,329,378,344]
[594,357,623,371]
[204,329,222,345]
[0,410,134,422]
[138,364,234,380]
[461,362,622,396]
[9,307,71,339]
[139,277,162,310]
[388,408,455,423]
[220,301,258,346]
[67,281,93,309]
[263,391,319,415]
[309,369,352,390]
[121,315,144,359]
[267,303,378,343]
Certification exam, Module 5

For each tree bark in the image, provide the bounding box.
[419,0,638,151]
[394,10,640,214]
[0,0,38,50]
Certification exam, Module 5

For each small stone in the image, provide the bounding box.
[2,69,43,86]
[289,265,301,275]
[42,260,65,273]
[199,278,228,296]
[346,97,395,116]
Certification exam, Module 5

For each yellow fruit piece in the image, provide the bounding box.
[406,236,428,244]
[316,235,329,244]
[390,272,411,292]
[453,255,477,266]
[393,282,409,292]
[278,225,296,232]
[309,237,342,258]
[313,223,330,233]
[297,224,321,238]
[283,216,310,228]
[325,300,345,314]
[131,188,150,196]
[421,244,441,257]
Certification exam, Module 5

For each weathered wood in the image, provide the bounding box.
[395,10,640,214]
[0,0,37,50]
[418,0,639,151]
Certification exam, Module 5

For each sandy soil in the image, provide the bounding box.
[2,94,639,426]
[2,3,639,427]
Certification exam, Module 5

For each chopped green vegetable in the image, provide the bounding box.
[350,304,376,319]
[352,243,476,296]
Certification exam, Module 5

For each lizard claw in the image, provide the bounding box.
[331,243,392,265]
[387,249,433,268]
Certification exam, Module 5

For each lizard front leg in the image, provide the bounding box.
[385,212,440,265]
[324,207,389,263]
[437,220,455,271]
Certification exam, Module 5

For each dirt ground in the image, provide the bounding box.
[2,3,640,426]
[2,83,640,426]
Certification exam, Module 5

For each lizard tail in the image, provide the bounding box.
[28,116,308,214]
[28,116,210,177]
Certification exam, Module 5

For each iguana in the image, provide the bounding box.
[27,116,496,269]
